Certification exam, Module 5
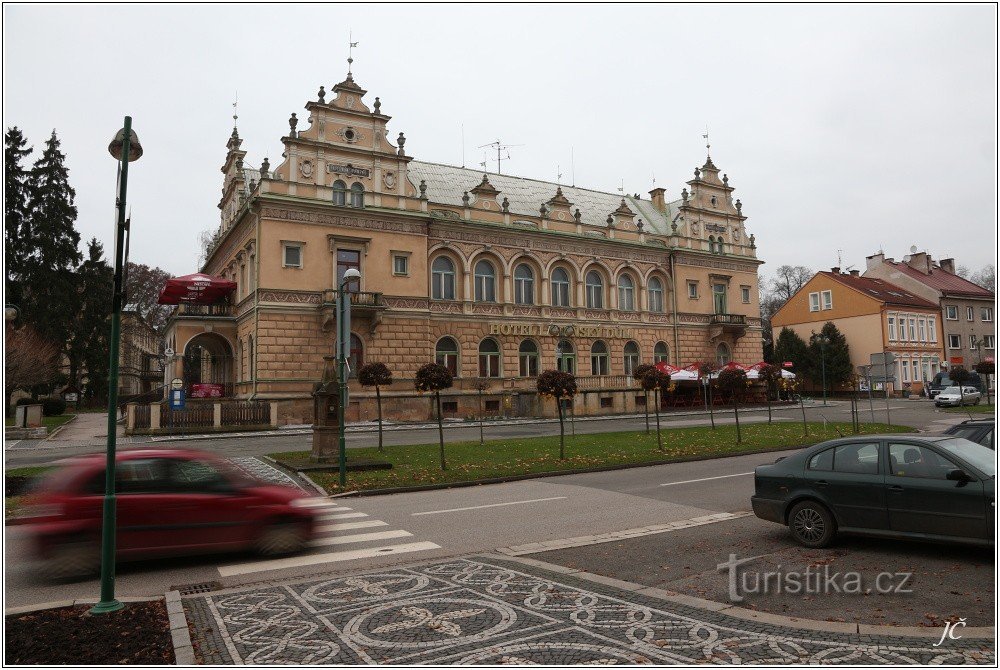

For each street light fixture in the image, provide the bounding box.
[337,267,361,488]
[91,117,142,616]
[4,305,18,322]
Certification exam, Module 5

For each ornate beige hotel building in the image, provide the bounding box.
[164,67,765,422]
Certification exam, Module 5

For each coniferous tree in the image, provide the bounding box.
[807,322,853,392]
[70,239,114,399]
[4,127,34,309]
[773,327,810,375]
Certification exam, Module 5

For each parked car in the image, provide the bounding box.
[934,386,982,407]
[945,419,995,450]
[751,435,994,548]
[17,449,321,580]
[929,371,984,398]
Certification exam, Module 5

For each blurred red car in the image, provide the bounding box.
[17,449,322,580]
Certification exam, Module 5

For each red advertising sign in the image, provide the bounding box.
[782,361,794,368]
[190,383,224,398]
[949,357,964,365]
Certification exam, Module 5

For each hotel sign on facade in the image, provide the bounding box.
[489,322,636,339]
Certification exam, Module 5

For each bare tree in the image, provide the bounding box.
[769,265,813,302]
[5,325,61,411]
[970,265,996,293]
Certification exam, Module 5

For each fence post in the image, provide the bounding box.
[126,403,136,431]
[213,402,222,428]
[270,401,279,427]
[150,403,161,431]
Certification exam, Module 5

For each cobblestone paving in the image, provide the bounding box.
[226,456,309,492]
[184,557,994,665]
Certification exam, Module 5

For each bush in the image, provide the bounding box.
[15,397,36,406]
[42,398,67,416]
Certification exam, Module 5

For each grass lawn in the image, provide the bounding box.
[942,404,995,415]
[4,414,76,433]
[270,421,911,494]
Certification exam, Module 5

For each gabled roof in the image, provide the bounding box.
[820,272,940,309]
[887,261,994,298]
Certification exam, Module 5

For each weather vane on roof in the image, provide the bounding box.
[348,31,359,73]
[232,91,238,129]
[703,127,711,157]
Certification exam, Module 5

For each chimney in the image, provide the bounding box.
[648,187,666,211]
[940,258,956,274]
[906,252,931,274]
[831,266,841,274]
[866,252,885,271]
[849,269,860,276]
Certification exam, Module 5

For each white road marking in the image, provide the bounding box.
[315,520,387,533]
[217,541,441,577]
[310,529,413,547]
[658,472,754,487]
[296,498,345,508]
[411,496,569,516]
[318,511,368,521]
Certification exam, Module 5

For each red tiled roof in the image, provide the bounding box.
[887,262,994,298]
[819,272,940,309]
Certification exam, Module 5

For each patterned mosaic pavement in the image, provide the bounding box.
[184,557,994,665]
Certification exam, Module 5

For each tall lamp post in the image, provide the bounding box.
[91,118,142,615]
[814,333,830,406]
[337,267,361,489]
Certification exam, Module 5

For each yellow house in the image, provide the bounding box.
[771,270,945,394]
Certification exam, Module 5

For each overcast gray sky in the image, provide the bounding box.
[4,4,997,280]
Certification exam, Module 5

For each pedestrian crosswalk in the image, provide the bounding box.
[216,498,440,578]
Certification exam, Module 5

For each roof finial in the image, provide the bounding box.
[703,127,710,157]
[232,91,239,129]
[347,31,358,75]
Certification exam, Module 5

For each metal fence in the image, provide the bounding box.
[163,403,214,429]
[220,400,270,426]
[133,404,151,429]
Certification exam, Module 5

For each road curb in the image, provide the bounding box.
[165,590,196,666]
[43,413,78,441]
[488,554,996,639]
[4,595,160,616]
[258,455,326,495]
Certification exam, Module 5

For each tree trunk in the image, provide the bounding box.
[478,388,484,446]
[766,385,772,424]
[375,385,384,452]
[557,398,565,460]
[436,392,447,470]
[654,388,663,451]
[643,390,650,434]
[707,383,716,429]
[733,401,742,444]
[800,395,809,436]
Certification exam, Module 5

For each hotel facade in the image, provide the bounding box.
[163,67,765,422]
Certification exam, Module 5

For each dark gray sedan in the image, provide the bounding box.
[752,435,995,548]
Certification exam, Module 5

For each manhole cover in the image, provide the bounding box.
[173,581,222,596]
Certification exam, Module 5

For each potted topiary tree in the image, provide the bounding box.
[537,369,577,460]
[357,362,393,453]
[414,362,454,470]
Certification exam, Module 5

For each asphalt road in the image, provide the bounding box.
[3,398,979,614]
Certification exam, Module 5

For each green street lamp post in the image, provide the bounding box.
[91,118,142,615]
[814,333,830,406]
[337,268,361,488]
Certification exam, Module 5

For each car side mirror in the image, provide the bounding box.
[946,468,972,482]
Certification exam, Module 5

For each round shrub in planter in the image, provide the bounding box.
[41,398,67,416]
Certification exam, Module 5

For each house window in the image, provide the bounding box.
[350,182,364,208]
[478,338,501,378]
[687,281,699,299]
[898,314,908,341]
[282,242,303,268]
[809,292,820,312]
[586,271,604,309]
[821,290,833,310]
[432,256,456,300]
[556,339,575,374]
[392,254,409,276]
[623,341,640,377]
[945,305,958,320]
[551,268,571,307]
[712,283,727,315]
[716,342,731,366]
[984,335,995,349]
[435,337,459,376]
[928,317,937,342]
[337,249,361,292]
[648,277,664,313]
[653,341,670,364]
[514,264,535,305]
[912,360,920,382]
[442,401,458,414]
[918,318,926,342]
[967,306,975,321]
[887,315,896,341]
[332,180,346,206]
[982,307,994,322]
[518,339,539,377]
[908,317,917,341]
[901,360,910,382]
[617,275,635,311]
[600,397,614,408]
[348,333,363,377]
[590,340,610,376]
[947,334,961,349]
[741,285,751,304]
[474,260,497,302]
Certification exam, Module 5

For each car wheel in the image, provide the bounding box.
[256,520,308,557]
[45,537,100,582]
[788,501,836,548]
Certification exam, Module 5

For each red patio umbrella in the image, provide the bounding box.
[654,361,680,375]
[157,273,237,305]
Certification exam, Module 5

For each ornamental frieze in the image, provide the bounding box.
[381,296,430,310]
[257,289,323,304]
[616,311,641,322]
[511,306,543,317]
[549,307,575,318]
[676,255,757,273]
[260,206,425,235]
[471,304,504,315]
[430,301,463,313]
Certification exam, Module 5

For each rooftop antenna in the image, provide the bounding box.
[837,249,843,267]
[617,178,624,194]
[477,140,523,175]
[347,31,358,74]
[652,169,656,187]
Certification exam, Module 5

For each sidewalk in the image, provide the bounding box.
[44,411,122,444]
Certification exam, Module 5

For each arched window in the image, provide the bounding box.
[474,260,496,302]
[247,335,254,379]
[478,338,501,377]
[586,270,604,309]
[623,341,640,377]
[350,182,364,208]
[654,341,670,364]
[556,339,576,374]
[236,340,244,381]
[432,256,456,300]
[717,240,725,255]
[514,264,535,305]
[349,333,364,377]
[716,342,731,366]
[708,235,716,254]
[648,277,664,313]
[518,339,539,377]
[590,340,609,376]
[435,337,459,376]
[617,275,635,311]
[332,180,346,206]
[551,267,571,307]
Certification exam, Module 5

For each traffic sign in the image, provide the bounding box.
[171,377,184,390]
[782,361,794,368]
[170,389,185,410]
